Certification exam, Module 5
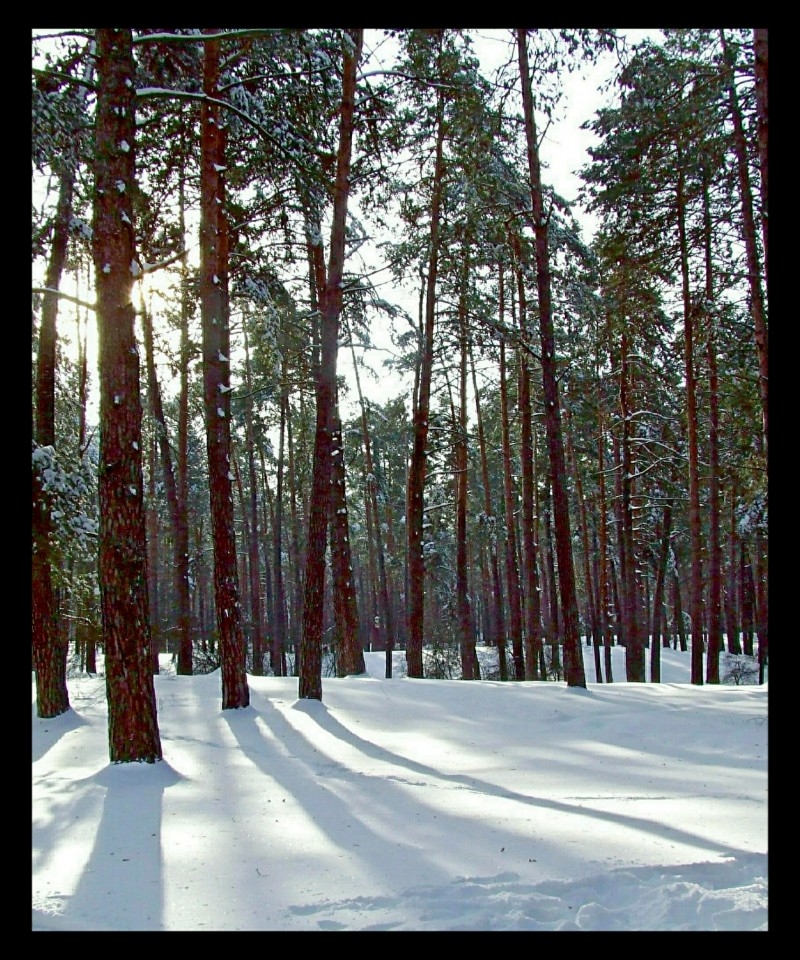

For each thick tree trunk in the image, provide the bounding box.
[93,28,161,761]
[200,32,249,709]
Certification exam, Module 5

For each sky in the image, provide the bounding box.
[33,644,767,932]
[33,29,657,419]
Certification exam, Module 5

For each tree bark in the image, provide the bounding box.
[753,29,768,285]
[299,29,363,699]
[33,169,73,718]
[567,405,601,682]
[618,329,645,681]
[720,30,768,463]
[517,29,585,687]
[350,339,396,677]
[407,60,446,679]
[469,339,507,680]
[511,242,544,680]
[241,325,264,675]
[499,332,525,681]
[455,272,479,679]
[93,28,161,761]
[596,411,614,683]
[676,158,704,685]
[200,31,249,709]
[330,411,365,676]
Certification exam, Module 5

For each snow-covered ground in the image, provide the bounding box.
[33,644,767,931]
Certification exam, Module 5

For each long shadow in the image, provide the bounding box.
[32,705,87,764]
[222,701,454,901]
[61,761,183,930]
[286,697,762,864]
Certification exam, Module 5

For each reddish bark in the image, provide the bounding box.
[93,28,161,760]
[200,32,249,709]
[517,30,585,687]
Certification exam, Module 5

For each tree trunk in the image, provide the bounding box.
[470,339,507,680]
[242,325,264,675]
[456,274,479,679]
[596,412,614,683]
[567,405,601,682]
[271,379,289,675]
[754,526,768,683]
[33,168,73,718]
[407,65,446,680]
[286,394,302,666]
[141,292,186,673]
[175,163,193,676]
[93,28,161,761]
[740,543,755,657]
[672,564,688,653]
[350,338,396,676]
[499,332,525,681]
[721,30,768,461]
[511,242,543,679]
[145,431,160,672]
[330,411,365,676]
[517,29,585,687]
[676,158,704,685]
[753,29,768,285]
[702,171,723,684]
[200,31,249,709]
[650,498,673,684]
[724,487,740,655]
[618,329,645,682]
[299,29,363,699]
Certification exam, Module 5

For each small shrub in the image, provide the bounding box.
[722,653,760,686]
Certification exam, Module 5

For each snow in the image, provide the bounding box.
[32,644,766,931]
